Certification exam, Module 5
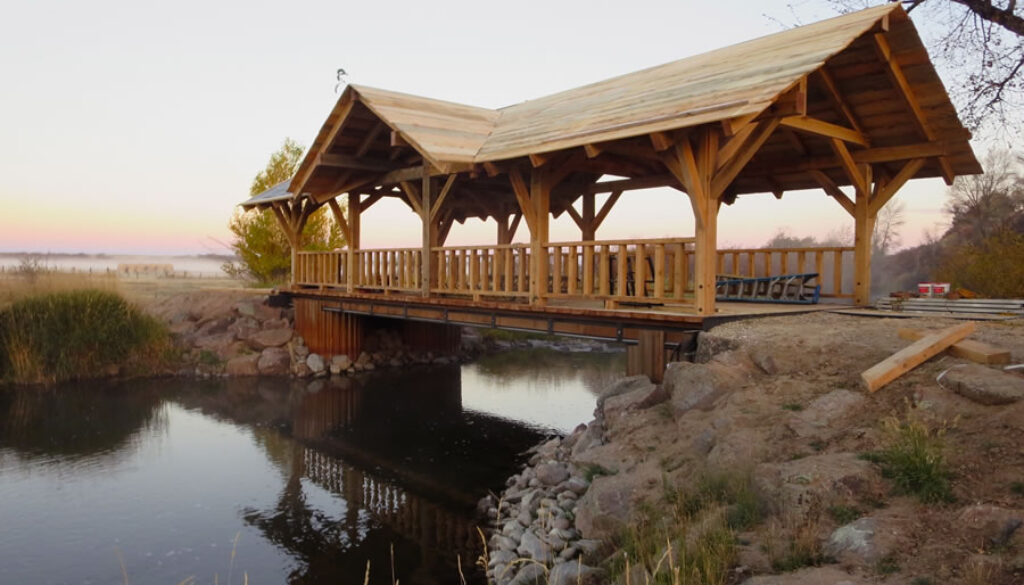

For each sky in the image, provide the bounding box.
[0,0,1004,255]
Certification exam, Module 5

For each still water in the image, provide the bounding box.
[0,349,622,585]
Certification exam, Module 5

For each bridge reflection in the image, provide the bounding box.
[179,367,546,584]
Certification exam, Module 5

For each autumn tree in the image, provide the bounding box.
[223,138,344,285]
[823,0,1024,134]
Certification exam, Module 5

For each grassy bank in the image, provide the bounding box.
[0,288,172,384]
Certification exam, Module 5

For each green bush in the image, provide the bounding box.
[868,417,953,504]
[0,289,168,384]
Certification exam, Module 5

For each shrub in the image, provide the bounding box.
[869,416,953,504]
[935,231,1024,298]
[0,289,169,384]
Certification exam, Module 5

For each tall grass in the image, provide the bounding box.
[0,270,119,310]
[0,289,170,384]
[862,415,953,504]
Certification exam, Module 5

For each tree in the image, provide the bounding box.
[872,200,907,254]
[944,148,1023,244]
[224,139,344,285]
[824,0,1024,134]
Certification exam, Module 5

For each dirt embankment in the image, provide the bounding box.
[485,312,1024,585]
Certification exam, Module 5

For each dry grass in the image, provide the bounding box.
[0,271,120,310]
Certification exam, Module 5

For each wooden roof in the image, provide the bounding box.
[262,3,979,223]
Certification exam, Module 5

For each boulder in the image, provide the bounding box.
[248,328,293,350]
[507,563,545,585]
[330,354,351,375]
[574,474,633,540]
[596,375,652,409]
[601,379,667,425]
[516,530,553,563]
[306,353,326,375]
[943,364,1024,405]
[227,317,261,340]
[787,389,866,438]
[254,303,281,321]
[194,331,237,353]
[535,463,570,487]
[261,318,291,330]
[824,518,879,563]
[234,301,256,318]
[195,317,231,337]
[663,362,725,417]
[694,332,741,363]
[754,453,880,520]
[257,347,291,375]
[225,354,260,376]
[570,421,604,458]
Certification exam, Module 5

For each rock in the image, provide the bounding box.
[261,318,291,330]
[194,331,237,354]
[516,531,553,563]
[548,562,602,585]
[754,453,880,521]
[663,361,725,416]
[957,504,1024,548]
[788,389,866,438]
[248,328,293,350]
[488,549,516,568]
[225,354,260,376]
[490,534,518,551]
[571,422,604,458]
[330,354,351,375]
[195,317,231,337]
[746,343,778,374]
[596,375,653,409]
[254,303,281,321]
[602,379,667,425]
[565,477,590,495]
[943,364,1024,405]
[508,563,545,585]
[694,332,740,363]
[574,475,633,541]
[234,301,256,318]
[227,317,261,340]
[535,463,570,486]
[257,347,291,375]
[825,518,878,562]
[306,353,326,375]
[740,566,870,585]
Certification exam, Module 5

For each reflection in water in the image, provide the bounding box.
[0,351,611,584]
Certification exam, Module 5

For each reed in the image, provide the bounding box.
[0,288,170,384]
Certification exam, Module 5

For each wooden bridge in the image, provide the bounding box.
[242,4,979,381]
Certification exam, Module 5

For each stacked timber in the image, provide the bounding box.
[875,297,1024,316]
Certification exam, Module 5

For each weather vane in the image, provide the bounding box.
[334,68,348,94]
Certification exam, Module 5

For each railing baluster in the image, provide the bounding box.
[616,244,627,297]
[582,244,594,295]
[551,245,562,295]
[568,245,578,295]
[635,244,646,298]
[654,244,665,299]
[599,245,610,296]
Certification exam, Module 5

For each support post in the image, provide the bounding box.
[581,192,596,241]
[346,192,360,293]
[853,185,875,306]
[691,131,719,315]
[529,170,550,306]
[420,168,433,297]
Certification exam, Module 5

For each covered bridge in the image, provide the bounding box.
[241,3,980,377]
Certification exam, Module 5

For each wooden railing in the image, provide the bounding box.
[715,247,855,298]
[540,238,696,305]
[297,242,856,301]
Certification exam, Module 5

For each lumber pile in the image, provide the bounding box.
[876,297,1024,316]
[862,322,976,393]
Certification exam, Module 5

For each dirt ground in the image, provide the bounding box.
[579,311,1024,584]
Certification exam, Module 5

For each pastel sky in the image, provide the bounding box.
[0,0,999,255]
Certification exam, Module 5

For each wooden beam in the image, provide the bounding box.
[326,198,351,244]
[780,115,868,147]
[870,158,925,215]
[318,153,397,173]
[898,328,1011,365]
[593,190,622,231]
[290,94,356,196]
[430,174,458,220]
[483,162,502,178]
[508,167,536,231]
[390,131,410,148]
[360,191,386,212]
[716,121,757,171]
[529,152,554,168]
[721,112,759,137]
[808,170,855,216]
[862,322,977,393]
[816,67,867,139]
[420,167,433,296]
[830,138,868,196]
[585,174,676,194]
[355,122,387,157]
[649,131,674,152]
[584,143,603,158]
[872,33,955,185]
[564,204,584,229]
[398,181,423,216]
[711,117,780,199]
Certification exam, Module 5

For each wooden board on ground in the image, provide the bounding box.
[898,328,1011,365]
[862,322,977,393]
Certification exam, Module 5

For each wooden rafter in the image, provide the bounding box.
[649,131,674,152]
[355,122,387,157]
[508,167,536,230]
[318,153,398,173]
[360,191,386,212]
[808,170,855,216]
[716,121,757,171]
[564,204,584,228]
[830,138,869,196]
[429,174,458,220]
[780,115,868,147]
[583,143,603,158]
[327,198,352,244]
[815,67,866,138]
[872,33,955,185]
[290,94,356,196]
[870,158,925,215]
[711,117,779,198]
[398,181,423,216]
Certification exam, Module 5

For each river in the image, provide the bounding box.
[0,349,623,585]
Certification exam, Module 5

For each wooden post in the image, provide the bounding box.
[347,192,360,293]
[529,170,550,306]
[691,130,719,315]
[853,187,875,306]
[581,192,596,241]
[421,169,433,297]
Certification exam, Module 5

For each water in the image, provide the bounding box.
[0,350,623,585]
